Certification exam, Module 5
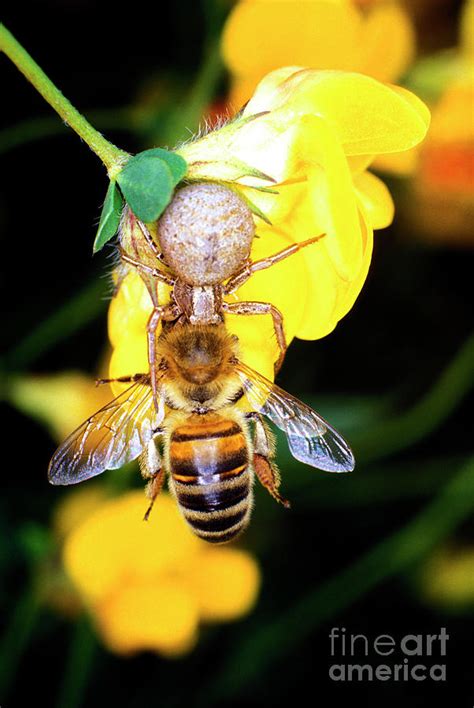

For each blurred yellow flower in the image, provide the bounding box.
[36,486,112,618]
[110,67,429,380]
[222,0,416,109]
[7,372,112,442]
[408,0,474,244]
[420,544,474,609]
[63,491,261,656]
[53,485,111,539]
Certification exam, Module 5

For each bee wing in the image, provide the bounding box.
[235,362,355,473]
[48,376,163,485]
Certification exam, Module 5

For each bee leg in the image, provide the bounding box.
[254,455,291,509]
[144,470,165,521]
[140,439,165,521]
[249,414,291,508]
[222,300,287,375]
[95,373,147,386]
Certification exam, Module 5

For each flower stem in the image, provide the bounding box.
[161,33,224,146]
[0,277,109,373]
[0,23,130,176]
[352,330,474,462]
[0,587,40,699]
[56,614,98,708]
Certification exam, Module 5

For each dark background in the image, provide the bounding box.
[1,1,472,706]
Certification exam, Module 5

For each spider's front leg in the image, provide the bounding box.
[118,247,181,410]
[222,300,287,375]
[147,303,181,411]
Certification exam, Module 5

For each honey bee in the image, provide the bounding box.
[49,325,354,543]
[118,182,324,407]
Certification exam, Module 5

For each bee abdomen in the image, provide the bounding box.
[176,477,252,543]
[170,418,252,543]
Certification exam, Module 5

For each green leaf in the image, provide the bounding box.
[117,154,175,222]
[138,148,187,183]
[93,180,123,253]
[116,148,187,223]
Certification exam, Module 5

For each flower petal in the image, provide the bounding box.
[371,146,421,176]
[222,1,361,79]
[96,579,199,656]
[188,548,261,621]
[357,2,416,83]
[244,68,430,155]
[63,493,200,602]
[354,170,394,229]
[53,486,109,539]
[297,209,373,339]
[8,373,113,442]
[332,210,374,323]
[108,269,154,348]
[222,0,417,108]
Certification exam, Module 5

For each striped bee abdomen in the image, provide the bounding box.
[169,415,252,543]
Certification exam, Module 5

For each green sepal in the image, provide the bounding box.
[231,158,276,183]
[116,149,187,223]
[220,181,273,226]
[244,184,280,195]
[93,180,123,253]
[244,196,273,225]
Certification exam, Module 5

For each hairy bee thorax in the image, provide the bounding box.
[156,324,241,412]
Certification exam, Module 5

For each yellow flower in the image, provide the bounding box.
[407,0,474,244]
[53,485,111,539]
[420,544,474,609]
[222,0,416,109]
[35,486,112,619]
[7,372,113,442]
[110,67,429,381]
[63,491,261,657]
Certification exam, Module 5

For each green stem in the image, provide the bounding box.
[292,455,465,507]
[352,331,474,463]
[0,587,40,698]
[203,455,474,704]
[162,39,223,146]
[56,614,98,708]
[0,277,109,373]
[0,24,129,176]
